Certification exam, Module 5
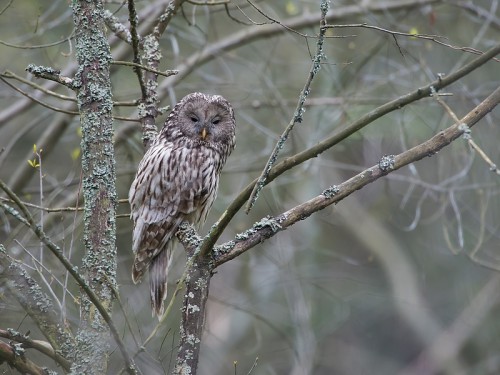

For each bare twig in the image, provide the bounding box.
[0,197,129,213]
[0,76,139,122]
[245,0,330,213]
[0,33,74,49]
[1,71,141,107]
[187,0,229,5]
[431,87,500,175]
[158,0,442,93]
[0,0,14,16]
[112,60,179,78]
[0,245,75,366]
[0,76,79,115]
[324,23,500,62]
[1,70,76,102]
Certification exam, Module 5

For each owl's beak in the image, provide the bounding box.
[200,127,208,140]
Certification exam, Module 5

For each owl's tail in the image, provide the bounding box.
[149,249,172,319]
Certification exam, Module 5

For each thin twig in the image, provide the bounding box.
[245,0,330,213]
[0,197,129,213]
[1,71,76,102]
[431,87,500,174]
[0,32,74,49]
[127,0,146,97]
[112,60,179,78]
[0,76,139,122]
[1,71,140,106]
[0,180,138,375]
[187,0,229,5]
[325,23,500,62]
[0,76,79,115]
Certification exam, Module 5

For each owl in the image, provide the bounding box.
[129,92,236,317]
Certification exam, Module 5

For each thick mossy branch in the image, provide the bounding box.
[213,86,500,266]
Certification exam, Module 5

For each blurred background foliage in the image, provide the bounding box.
[0,0,499,374]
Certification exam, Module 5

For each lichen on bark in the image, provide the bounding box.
[70,0,117,373]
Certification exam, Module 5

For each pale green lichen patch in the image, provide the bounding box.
[187,304,200,313]
[235,216,282,242]
[322,185,340,199]
[378,155,396,172]
[213,240,235,256]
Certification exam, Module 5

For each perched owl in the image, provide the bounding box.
[129,92,236,317]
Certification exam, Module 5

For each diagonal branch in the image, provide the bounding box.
[199,42,500,257]
[214,86,500,266]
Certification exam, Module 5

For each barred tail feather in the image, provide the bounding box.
[149,249,172,318]
[131,263,144,284]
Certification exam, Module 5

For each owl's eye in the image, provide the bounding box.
[189,115,199,123]
[212,118,220,125]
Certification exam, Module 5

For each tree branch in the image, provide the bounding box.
[127,0,146,97]
[158,0,442,91]
[0,183,135,374]
[173,244,212,375]
[214,85,500,266]
[245,0,330,213]
[138,0,187,149]
[26,64,76,90]
[0,245,75,369]
[0,328,71,372]
[199,41,500,257]
[0,340,51,375]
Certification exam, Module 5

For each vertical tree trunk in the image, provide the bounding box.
[70,0,117,373]
[174,253,212,375]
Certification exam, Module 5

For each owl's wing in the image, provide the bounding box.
[128,142,210,283]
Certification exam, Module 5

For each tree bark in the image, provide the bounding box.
[174,252,212,375]
[70,1,117,373]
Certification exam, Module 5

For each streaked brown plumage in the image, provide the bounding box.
[129,92,235,317]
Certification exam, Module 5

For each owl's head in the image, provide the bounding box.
[165,92,236,151]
